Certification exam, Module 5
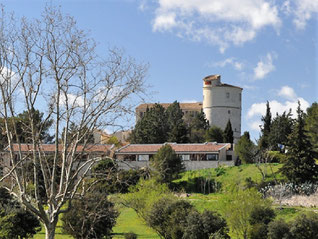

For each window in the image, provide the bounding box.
[226,92,230,99]
[228,110,231,114]
[206,154,218,161]
[239,93,242,101]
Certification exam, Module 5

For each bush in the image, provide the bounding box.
[124,232,137,239]
[147,197,229,239]
[62,192,118,239]
[267,219,290,239]
[289,212,318,239]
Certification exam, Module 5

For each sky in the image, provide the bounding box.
[1,0,317,140]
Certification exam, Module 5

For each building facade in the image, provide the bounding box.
[115,142,236,170]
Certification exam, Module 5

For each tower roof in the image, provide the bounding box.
[203,75,221,81]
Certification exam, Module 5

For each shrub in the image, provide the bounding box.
[62,192,118,239]
[289,212,318,239]
[267,219,290,239]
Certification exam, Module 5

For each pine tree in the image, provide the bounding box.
[305,102,318,156]
[130,104,168,143]
[268,111,293,150]
[223,119,234,144]
[205,126,224,143]
[166,101,188,143]
[259,101,272,149]
[185,110,209,143]
[280,102,318,183]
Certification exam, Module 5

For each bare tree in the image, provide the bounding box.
[0,6,147,239]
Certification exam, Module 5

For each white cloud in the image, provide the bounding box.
[293,0,318,29]
[60,93,85,108]
[253,52,276,80]
[247,85,310,132]
[208,57,244,71]
[278,86,297,100]
[150,0,281,51]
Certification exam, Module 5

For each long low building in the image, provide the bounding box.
[115,142,236,170]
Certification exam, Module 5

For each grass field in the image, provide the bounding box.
[34,164,317,239]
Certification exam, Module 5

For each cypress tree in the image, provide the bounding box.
[259,101,272,149]
[223,119,234,144]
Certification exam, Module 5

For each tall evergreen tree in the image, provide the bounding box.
[280,102,318,183]
[268,111,293,150]
[305,102,318,156]
[130,104,168,144]
[223,119,234,144]
[166,101,188,143]
[259,101,272,149]
[185,110,210,143]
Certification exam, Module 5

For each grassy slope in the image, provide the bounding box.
[34,164,316,238]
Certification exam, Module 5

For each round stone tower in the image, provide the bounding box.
[203,75,242,142]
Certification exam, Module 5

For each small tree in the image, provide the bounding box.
[235,132,256,164]
[223,119,234,144]
[220,188,272,239]
[205,126,224,143]
[62,192,118,239]
[280,102,318,183]
[151,144,184,186]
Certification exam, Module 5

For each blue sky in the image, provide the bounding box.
[1,0,317,140]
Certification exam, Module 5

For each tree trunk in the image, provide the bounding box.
[44,221,57,239]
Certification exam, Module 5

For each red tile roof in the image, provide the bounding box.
[5,144,113,153]
[116,142,229,154]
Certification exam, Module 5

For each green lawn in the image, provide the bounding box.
[112,206,159,239]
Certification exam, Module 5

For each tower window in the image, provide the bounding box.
[228,110,231,114]
[226,92,230,99]
[239,93,241,101]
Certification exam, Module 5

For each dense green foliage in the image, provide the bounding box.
[166,101,188,143]
[235,132,256,164]
[268,111,293,150]
[62,192,118,239]
[147,196,229,239]
[220,188,273,239]
[131,102,211,144]
[205,126,224,143]
[305,102,318,156]
[280,102,318,183]
[91,159,147,194]
[151,144,184,186]
[0,188,41,238]
[223,119,234,144]
[0,109,53,149]
[185,110,210,143]
[130,104,168,143]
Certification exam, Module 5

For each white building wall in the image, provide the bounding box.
[203,76,242,143]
